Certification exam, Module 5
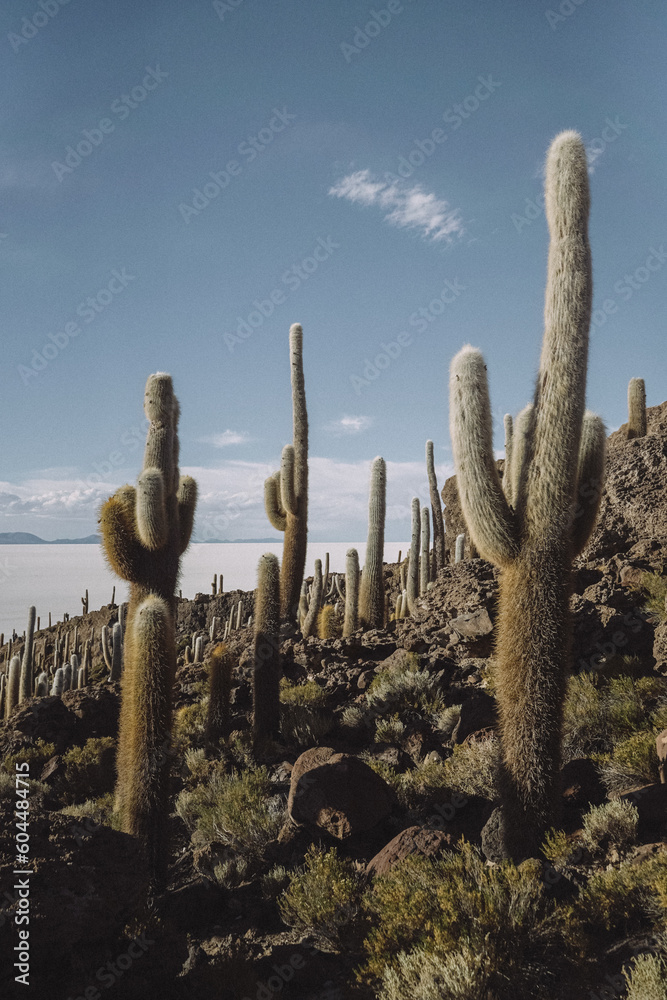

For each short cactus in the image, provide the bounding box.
[263,324,309,619]
[627,377,647,439]
[18,606,36,704]
[406,498,420,614]
[449,131,605,859]
[50,667,64,697]
[455,533,465,563]
[205,643,233,742]
[252,553,281,743]
[302,559,323,638]
[359,457,386,629]
[426,441,446,573]
[420,507,430,595]
[343,548,360,637]
[5,656,20,718]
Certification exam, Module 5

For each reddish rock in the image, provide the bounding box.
[366,825,454,877]
[288,746,394,839]
[619,563,646,589]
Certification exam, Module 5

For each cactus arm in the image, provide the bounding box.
[420,507,430,594]
[280,444,297,516]
[136,469,168,551]
[523,131,592,539]
[502,415,513,505]
[99,486,143,583]
[177,476,198,553]
[508,404,534,509]
[264,475,287,532]
[571,411,606,557]
[449,346,518,566]
[142,373,175,483]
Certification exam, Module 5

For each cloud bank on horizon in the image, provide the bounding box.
[0,454,454,542]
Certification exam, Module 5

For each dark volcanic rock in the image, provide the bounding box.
[288,746,394,838]
[366,825,454,877]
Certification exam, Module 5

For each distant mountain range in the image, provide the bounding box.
[0,532,283,545]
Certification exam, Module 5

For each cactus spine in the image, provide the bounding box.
[263,324,309,619]
[252,553,281,743]
[206,643,233,742]
[359,457,386,629]
[420,507,430,595]
[343,548,360,637]
[406,498,420,614]
[99,372,197,883]
[426,441,446,573]
[18,606,36,704]
[627,377,647,439]
[449,132,605,859]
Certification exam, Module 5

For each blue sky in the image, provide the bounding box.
[1,0,666,542]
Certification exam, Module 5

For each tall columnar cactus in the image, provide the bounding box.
[449,131,605,859]
[343,548,360,637]
[359,457,386,629]
[426,441,446,573]
[263,324,309,619]
[5,657,20,718]
[252,553,281,743]
[406,498,420,614]
[420,507,430,595]
[206,643,233,742]
[50,667,64,697]
[99,372,197,883]
[302,559,323,638]
[18,606,36,704]
[627,377,647,439]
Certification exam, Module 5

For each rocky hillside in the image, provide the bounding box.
[0,407,666,999]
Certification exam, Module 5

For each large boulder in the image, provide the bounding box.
[288,747,394,839]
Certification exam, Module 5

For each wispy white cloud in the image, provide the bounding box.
[200,430,251,448]
[329,169,463,242]
[324,415,373,436]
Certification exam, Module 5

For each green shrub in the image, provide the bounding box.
[598,730,660,793]
[361,843,555,993]
[60,737,116,805]
[442,736,498,798]
[367,657,445,715]
[542,828,581,868]
[261,864,291,900]
[280,678,327,707]
[642,572,667,624]
[175,765,285,856]
[581,800,639,856]
[59,793,120,831]
[375,715,406,744]
[1,740,56,775]
[624,952,667,1000]
[280,703,334,747]
[433,705,462,741]
[279,847,364,952]
[213,856,248,888]
[379,945,491,1000]
[559,855,667,955]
